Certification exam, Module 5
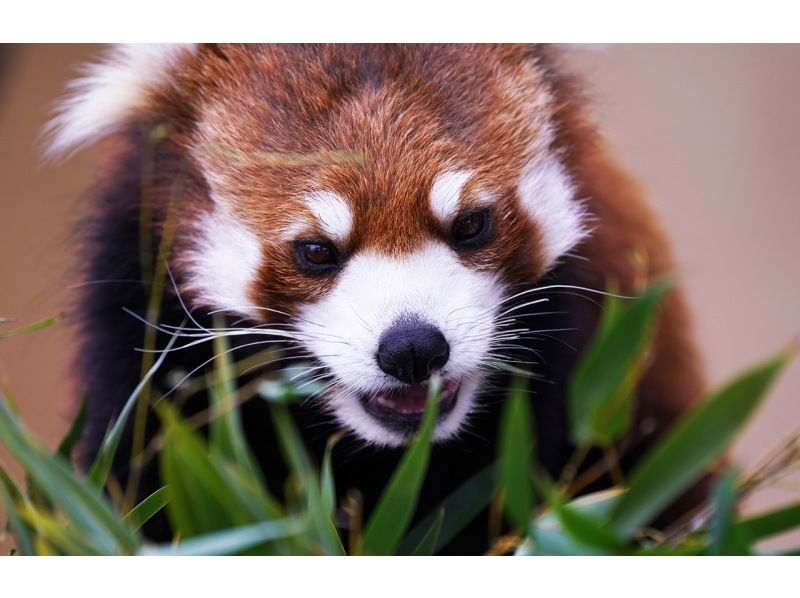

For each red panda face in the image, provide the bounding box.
[49,44,589,446]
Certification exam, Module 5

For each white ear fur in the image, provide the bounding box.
[517,156,589,268]
[44,43,198,158]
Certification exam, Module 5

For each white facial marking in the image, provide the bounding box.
[46,43,197,157]
[429,169,474,224]
[304,190,353,243]
[183,203,263,319]
[518,156,588,268]
[297,242,505,446]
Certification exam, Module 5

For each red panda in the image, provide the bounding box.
[49,44,706,553]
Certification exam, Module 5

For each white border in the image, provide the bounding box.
[1,556,799,596]
[1,1,799,42]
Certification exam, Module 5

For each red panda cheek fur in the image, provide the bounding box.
[56,44,708,552]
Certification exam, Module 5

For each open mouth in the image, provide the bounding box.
[360,379,460,432]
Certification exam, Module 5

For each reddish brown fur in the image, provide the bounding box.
[127,43,705,428]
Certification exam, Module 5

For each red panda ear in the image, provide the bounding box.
[44,43,197,159]
[517,155,591,272]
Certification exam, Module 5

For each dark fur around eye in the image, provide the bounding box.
[451,209,492,249]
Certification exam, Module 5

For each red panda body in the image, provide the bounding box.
[53,44,705,553]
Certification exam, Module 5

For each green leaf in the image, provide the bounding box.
[56,396,87,461]
[520,489,622,556]
[361,377,440,555]
[271,404,345,555]
[499,376,535,530]
[633,539,707,556]
[140,516,306,556]
[568,281,672,446]
[320,432,342,519]
[87,330,180,487]
[708,470,751,555]
[411,508,445,556]
[398,464,499,555]
[17,505,109,555]
[124,486,169,531]
[0,314,61,340]
[553,499,624,552]
[208,317,263,483]
[610,346,793,536]
[738,502,800,542]
[157,403,260,538]
[0,397,139,554]
[0,468,36,555]
[156,403,294,554]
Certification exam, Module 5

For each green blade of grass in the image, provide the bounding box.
[568,281,672,446]
[499,376,535,530]
[0,468,36,555]
[320,432,342,519]
[271,404,345,555]
[362,377,440,556]
[123,486,169,531]
[739,502,800,542]
[411,508,445,556]
[17,505,108,555]
[398,463,499,555]
[157,403,262,538]
[208,318,263,483]
[0,397,139,554]
[56,396,87,461]
[610,346,793,536]
[708,470,751,555]
[0,314,61,340]
[140,516,306,556]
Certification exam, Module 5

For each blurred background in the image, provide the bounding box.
[1,45,799,548]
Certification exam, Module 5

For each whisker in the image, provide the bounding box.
[164,261,212,335]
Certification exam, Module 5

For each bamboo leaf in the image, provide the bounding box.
[518,489,622,556]
[157,403,260,538]
[398,464,499,555]
[140,516,306,556]
[17,505,107,555]
[0,397,138,554]
[708,470,751,555]
[362,377,440,555]
[568,281,672,446]
[411,508,445,556]
[499,377,535,530]
[56,396,87,461]
[0,468,36,555]
[271,404,345,555]
[739,502,800,542]
[553,500,624,552]
[320,432,342,519]
[610,346,793,536]
[208,318,263,482]
[123,486,169,531]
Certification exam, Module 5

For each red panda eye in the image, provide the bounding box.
[296,241,339,272]
[452,209,490,247]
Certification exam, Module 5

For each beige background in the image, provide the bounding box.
[1,45,798,549]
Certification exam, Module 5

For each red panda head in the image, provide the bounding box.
[49,44,590,447]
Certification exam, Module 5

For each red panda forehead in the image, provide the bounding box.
[189,44,559,252]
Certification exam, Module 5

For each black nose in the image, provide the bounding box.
[376,320,450,384]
